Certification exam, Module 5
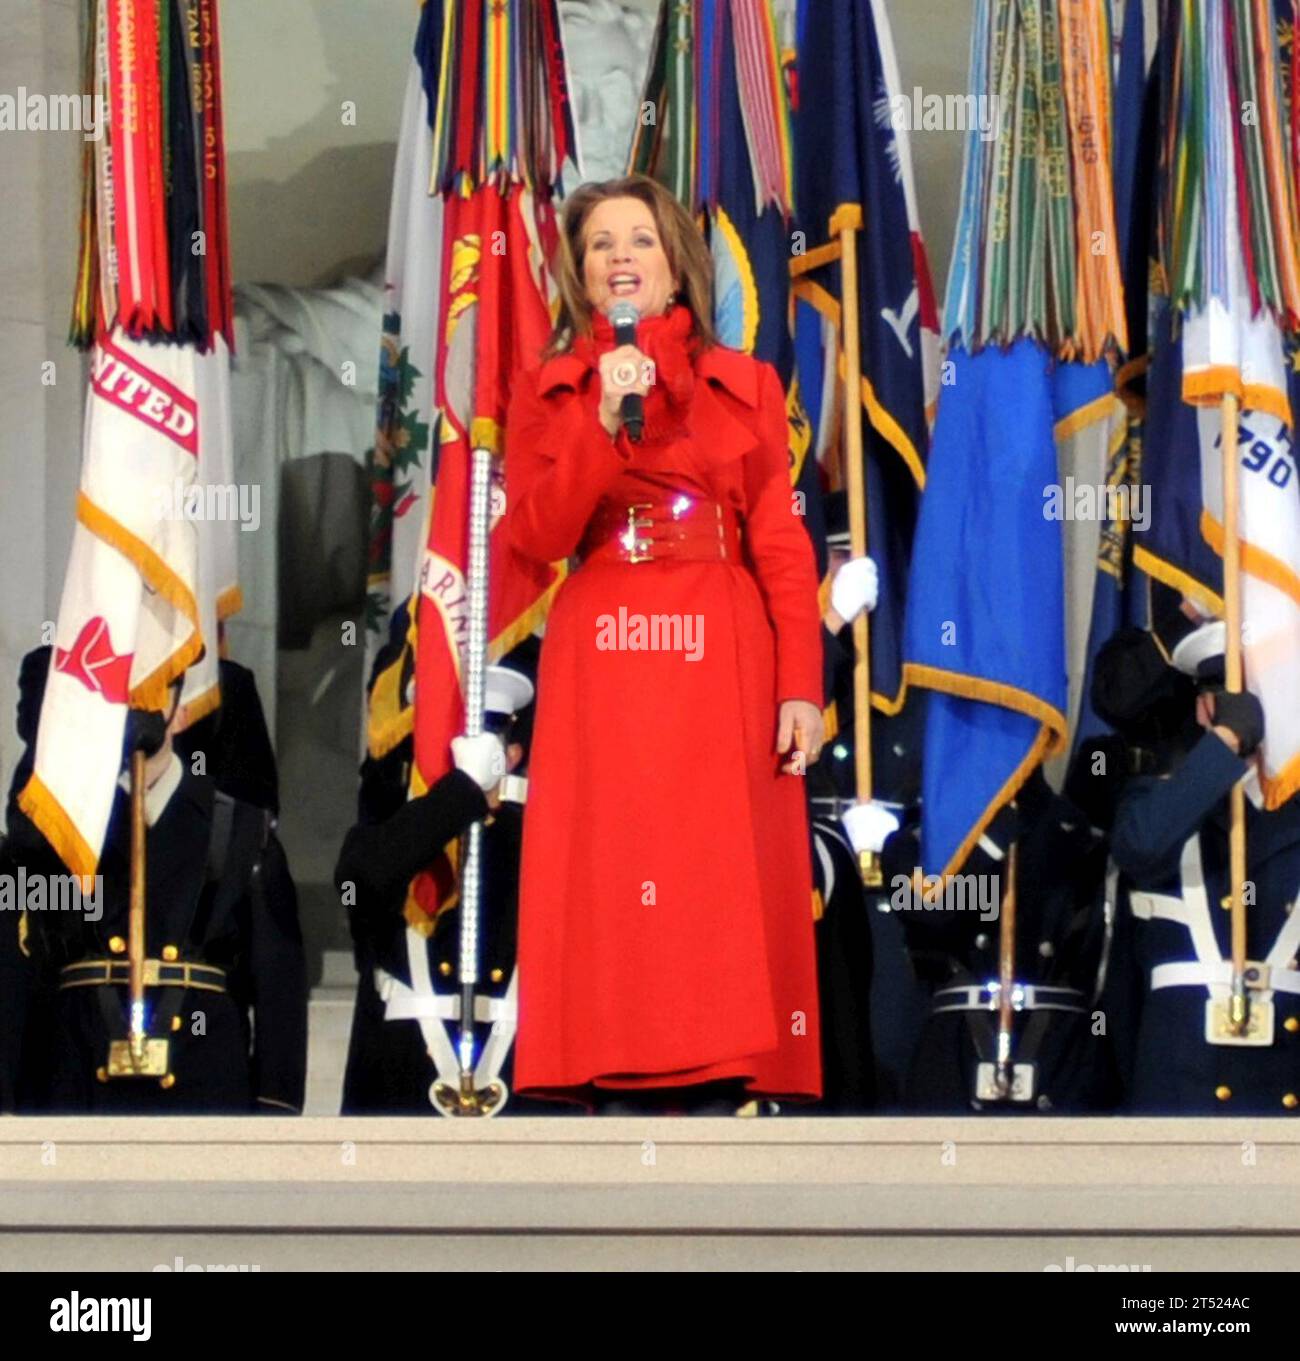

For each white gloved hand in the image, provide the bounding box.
[830,556,879,624]
[451,733,507,792]
[841,800,900,856]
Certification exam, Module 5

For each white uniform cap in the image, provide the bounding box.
[484,665,535,717]
[1170,620,1226,677]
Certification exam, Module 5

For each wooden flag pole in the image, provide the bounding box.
[128,748,147,1064]
[995,842,1019,1097]
[838,222,880,888]
[1221,392,1250,1033]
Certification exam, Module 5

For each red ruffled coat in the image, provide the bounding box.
[505,304,822,1102]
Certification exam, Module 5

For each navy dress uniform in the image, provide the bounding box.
[1,647,60,1111]
[807,804,875,1112]
[1090,609,1300,1113]
[5,650,308,1114]
[886,767,1121,1113]
[1110,732,1300,1114]
[338,657,540,1114]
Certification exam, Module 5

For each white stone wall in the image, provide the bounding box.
[0,0,86,803]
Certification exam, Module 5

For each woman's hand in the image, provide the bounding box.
[777,699,824,773]
[597,344,653,437]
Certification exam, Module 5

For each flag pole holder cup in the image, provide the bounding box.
[431,1075,507,1117]
[858,849,883,889]
[106,1038,170,1079]
[1207,965,1274,1046]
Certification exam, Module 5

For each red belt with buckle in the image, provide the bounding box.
[579,492,742,565]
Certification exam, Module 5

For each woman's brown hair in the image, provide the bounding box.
[540,173,717,361]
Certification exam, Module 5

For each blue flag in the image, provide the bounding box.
[905,341,1092,876]
[1131,302,1225,610]
[703,2,827,577]
[791,0,937,715]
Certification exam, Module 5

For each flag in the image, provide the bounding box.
[905,342,1095,876]
[627,2,832,679]
[696,1,831,587]
[1133,0,1300,808]
[903,0,1127,877]
[364,2,445,678]
[398,0,574,928]
[23,0,239,878]
[1072,0,1161,751]
[19,331,205,880]
[788,0,939,721]
[71,0,234,351]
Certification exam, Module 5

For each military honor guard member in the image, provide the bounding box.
[807,527,881,1113]
[336,651,538,1115]
[883,760,1121,1114]
[5,649,307,1114]
[1100,610,1300,1115]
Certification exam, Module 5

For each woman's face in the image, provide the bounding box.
[580,196,678,321]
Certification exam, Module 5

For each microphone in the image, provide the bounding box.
[607,300,643,443]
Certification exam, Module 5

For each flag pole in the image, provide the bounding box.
[1221,391,1250,1033]
[128,749,148,1065]
[432,440,504,1116]
[105,747,169,1080]
[838,221,881,887]
[994,841,1018,1097]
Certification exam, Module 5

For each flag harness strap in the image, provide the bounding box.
[1129,834,1300,1043]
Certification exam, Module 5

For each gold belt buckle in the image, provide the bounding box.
[622,502,655,563]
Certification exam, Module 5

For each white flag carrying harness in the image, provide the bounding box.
[371,776,528,1104]
[1129,832,1300,1047]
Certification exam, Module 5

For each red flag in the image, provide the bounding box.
[404,184,560,928]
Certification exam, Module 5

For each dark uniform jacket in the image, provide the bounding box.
[886,774,1120,1113]
[336,744,534,1114]
[1110,732,1300,1115]
[808,815,875,1111]
[7,764,307,1114]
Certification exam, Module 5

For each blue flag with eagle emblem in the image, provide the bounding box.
[790,0,939,720]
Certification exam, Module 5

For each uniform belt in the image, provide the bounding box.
[579,493,741,565]
[931,982,1087,1015]
[1150,960,1300,996]
[59,958,227,994]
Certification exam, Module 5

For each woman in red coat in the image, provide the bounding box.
[506,174,824,1109]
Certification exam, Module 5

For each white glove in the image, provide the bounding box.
[841,800,900,856]
[451,733,506,792]
[830,556,879,624]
